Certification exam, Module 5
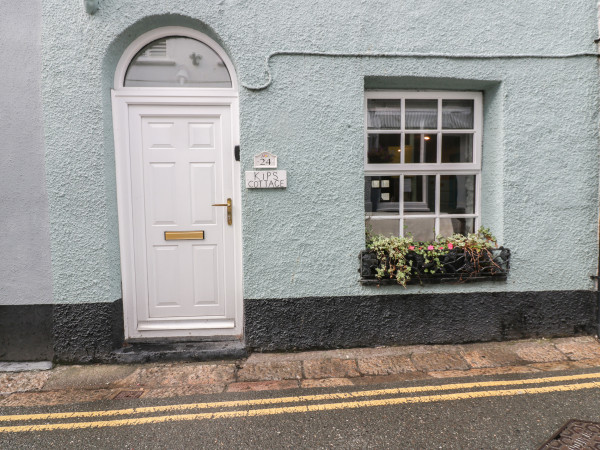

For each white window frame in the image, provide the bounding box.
[364,90,483,238]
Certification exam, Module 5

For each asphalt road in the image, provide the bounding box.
[3,369,600,449]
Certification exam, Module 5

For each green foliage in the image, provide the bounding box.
[367,234,414,285]
[366,227,499,287]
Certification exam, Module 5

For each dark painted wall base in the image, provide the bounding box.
[53,299,124,363]
[3,291,598,362]
[0,305,54,361]
[244,291,598,352]
[0,300,124,363]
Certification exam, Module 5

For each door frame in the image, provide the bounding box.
[111,27,242,340]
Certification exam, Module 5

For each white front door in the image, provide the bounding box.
[118,102,241,338]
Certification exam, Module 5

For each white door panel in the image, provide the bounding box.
[125,104,237,332]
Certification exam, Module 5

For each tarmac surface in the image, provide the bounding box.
[2,367,600,448]
[1,336,600,407]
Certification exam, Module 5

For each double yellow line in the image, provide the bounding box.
[2,372,600,433]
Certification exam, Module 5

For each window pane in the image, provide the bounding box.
[366,218,400,237]
[367,134,401,164]
[439,218,475,236]
[441,134,473,163]
[404,218,435,241]
[440,175,476,214]
[404,134,437,163]
[405,100,437,130]
[367,99,401,129]
[124,37,232,87]
[403,175,435,213]
[365,176,400,215]
[442,100,474,129]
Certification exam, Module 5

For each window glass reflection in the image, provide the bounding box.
[439,218,475,236]
[404,134,437,163]
[365,176,400,215]
[441,134,473,163]
[404,218,435,241]
[365,218,400,237]
[367,99,401,129]
[440,175,476,214]
[403,175,436,213]
[124,37,232,87]
[367,134,401,164]
[442,100,474,129]
[406,100,437,129]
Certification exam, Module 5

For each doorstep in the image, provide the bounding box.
[109,339,248,364]
[2,336,600,407]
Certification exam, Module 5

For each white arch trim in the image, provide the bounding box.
[114,26,238,92]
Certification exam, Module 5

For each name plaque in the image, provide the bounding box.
[246,170,287,189]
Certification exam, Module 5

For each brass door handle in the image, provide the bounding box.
[212,198,232,225]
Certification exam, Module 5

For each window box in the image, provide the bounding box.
[359,247,510,286]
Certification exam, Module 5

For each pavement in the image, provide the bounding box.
[2,336,600,408]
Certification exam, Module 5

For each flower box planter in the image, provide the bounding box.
[359,247,510,286]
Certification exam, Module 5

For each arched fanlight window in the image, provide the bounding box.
[124,36,232,88]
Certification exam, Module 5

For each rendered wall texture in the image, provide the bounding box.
[0,0,53,306]
[41,1,600,304]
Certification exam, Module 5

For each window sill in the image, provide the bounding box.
[359,248,510,286]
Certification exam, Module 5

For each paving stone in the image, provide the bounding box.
[141,385,225,399]
[460,347,522,368]
[553,336,598,344]
[115,363,236,387]
[245,346,418,363]
[301,378,354,388]
[351,373,430,386]
[303,358,360,379]
[237,361,302,382]
[429,365,540,379]
[512,341,568,363]
[529,361,595,371]
[0,362,53,372]
[0,371,50,394]
[576,358,600,368]
[44,364,137,390]
[245,349,354,362]
[0,389,120,407]
[357,355,417,376]
[226,380,299,392]
[554,340,600,361]
[411,352,469,372]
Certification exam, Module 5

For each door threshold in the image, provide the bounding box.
[109,338,247,364]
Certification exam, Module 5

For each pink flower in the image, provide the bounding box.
[427,245,434,250]
[408,246,415,250]
[448,243,454,249]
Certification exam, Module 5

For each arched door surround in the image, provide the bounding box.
[112,27,242,340]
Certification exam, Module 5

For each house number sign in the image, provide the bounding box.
[253,152,277,169]
[245,170,287,188]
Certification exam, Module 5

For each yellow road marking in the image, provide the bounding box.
[2,371,600,423]
[1,380,600,433]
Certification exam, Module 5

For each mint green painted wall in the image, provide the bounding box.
[41,1,600,303]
